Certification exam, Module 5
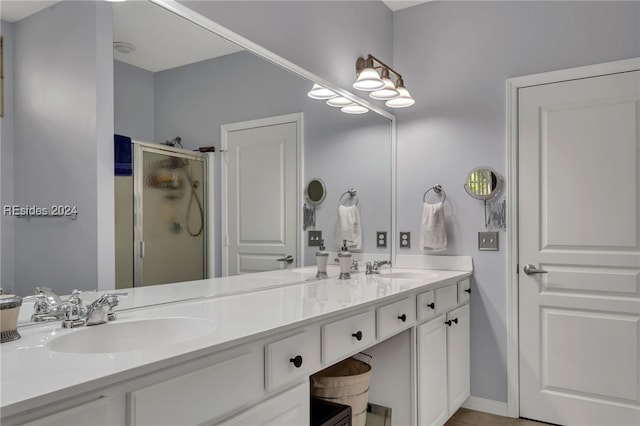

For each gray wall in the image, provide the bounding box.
[177,0,393,91]
[114,60,155,142]
[9,1,113,296]
[1,21,15,290]
[393,0,640,403]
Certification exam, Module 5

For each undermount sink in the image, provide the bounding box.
[377,271,439,280]
[46,317,216,354]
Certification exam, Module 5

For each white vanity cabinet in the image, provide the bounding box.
[417,282,470,426]
[222,382,309,425]
[18,397,117,426]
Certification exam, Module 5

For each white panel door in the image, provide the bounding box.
[446,304,470,417]
[518,70,640,426]
[224,117,299,276]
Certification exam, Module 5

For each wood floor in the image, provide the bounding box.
[445,408,551,426]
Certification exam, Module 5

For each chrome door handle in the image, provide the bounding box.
[277,255,294,264]
[523,264,548,275]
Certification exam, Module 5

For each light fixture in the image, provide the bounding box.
[113,41,136,54]
[353,54,415,108]
[307,84,337,100]
[341,104,368,114]
[353,57,384,91]
[326,96,354,107]
[385,78,415,108]
[369,68,400,100]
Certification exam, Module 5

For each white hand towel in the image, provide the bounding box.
[336,205,362,250]
[420,202,447,252]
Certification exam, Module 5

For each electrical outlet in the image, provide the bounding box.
[478,231,499,251]
[400,232,411,248]
[308,230,322,246]
[376,231,387,248]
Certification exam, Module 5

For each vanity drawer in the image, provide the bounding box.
[377,297,416,340]
[457,278,471,304]
[434,284,457,315]
[265,329,321,392]
[323,310,376,364]
[128,349,263,425]
[417,290,437,323]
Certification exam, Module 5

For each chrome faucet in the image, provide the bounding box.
[62,292,125,328]
[366,260,392,274]
[30,287,84,323]
[351,259,360,273]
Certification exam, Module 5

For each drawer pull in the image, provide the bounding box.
[352,331,363,341]
[289,355,303,368]
[426,302,435,310]
[445,318,459,326]
[397,314,407,322]
[464,288,471,294]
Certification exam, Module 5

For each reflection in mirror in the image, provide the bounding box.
[1,0,392,309]
[306,178,327,206]
[463,167,502,200]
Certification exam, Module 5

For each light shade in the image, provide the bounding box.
[369,69,399,100]
[307,84,337,100]
[326,96,354,107]
[341,104,369,114]
[353,57,384,91]
[385,78,415,108]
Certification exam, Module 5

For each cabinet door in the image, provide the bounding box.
[446,304,470,417]
[20,398,115,426]
[417,315,448,426]
[223,382,309,426]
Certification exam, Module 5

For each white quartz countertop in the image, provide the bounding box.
[1,266,471,416]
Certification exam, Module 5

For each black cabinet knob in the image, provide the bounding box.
[397,314,407,322]
[464,288,471,294]
[445,320,452,326]
[427,303,435,310]
[453,318,458,324]
[446,319,458,326]
[352,331,363,341]
[289,355,303,368]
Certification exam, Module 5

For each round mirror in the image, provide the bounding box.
[464,167,502,200]
[305,178,327,206]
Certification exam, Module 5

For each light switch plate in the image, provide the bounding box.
[478,231,499,251]
[308,230,322,246]
[400,232,411,249]
[376,231,387,248]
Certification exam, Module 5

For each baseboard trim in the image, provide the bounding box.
[462,396,509,417]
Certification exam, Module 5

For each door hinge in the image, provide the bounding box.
[516,263,519,274]
[140,241,145,258]
[225,235,229,247]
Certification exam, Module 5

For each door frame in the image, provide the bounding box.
[505,57,640,417]
[132,140,210,287]
[220,113,304,277]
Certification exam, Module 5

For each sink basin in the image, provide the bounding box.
[46,317,216,354]
[377,272,439,280]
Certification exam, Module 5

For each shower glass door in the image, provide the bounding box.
[133,143,207,287]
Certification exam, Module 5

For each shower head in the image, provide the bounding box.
[164,137,183,148]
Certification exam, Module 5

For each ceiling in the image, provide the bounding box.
[1,0,431,72]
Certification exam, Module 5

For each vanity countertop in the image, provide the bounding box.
[1,266,471,416]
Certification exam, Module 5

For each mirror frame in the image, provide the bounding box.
[305,178,327,206]
[463,166,503,201]
[150,0,397,263]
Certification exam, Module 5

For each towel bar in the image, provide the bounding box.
[339,188,359,206]
[423,185,446,204]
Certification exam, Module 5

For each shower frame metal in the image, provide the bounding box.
[132,140,209,287]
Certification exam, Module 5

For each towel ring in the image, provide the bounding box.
[423,185,446,204]
[339,188,359,206]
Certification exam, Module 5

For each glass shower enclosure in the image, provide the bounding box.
[130,142,207,287]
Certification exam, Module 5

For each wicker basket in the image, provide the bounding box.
[310,357,372,426]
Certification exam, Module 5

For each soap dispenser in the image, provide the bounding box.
[315,239,329,279]
[338,240,352,280]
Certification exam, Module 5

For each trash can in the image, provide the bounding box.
[310,357,372,426]
[311,397,351,426]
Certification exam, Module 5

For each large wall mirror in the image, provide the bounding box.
[1,0,393,308]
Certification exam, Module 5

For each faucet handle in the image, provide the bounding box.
[35,287,62,305]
